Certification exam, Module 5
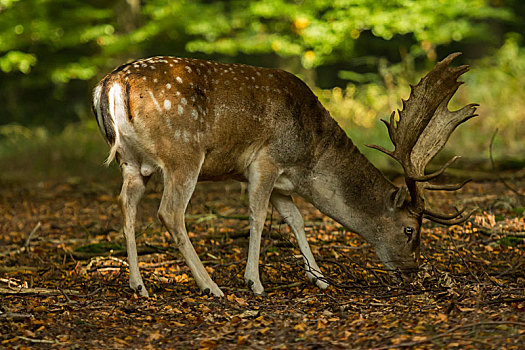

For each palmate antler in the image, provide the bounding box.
[367,53,478,224]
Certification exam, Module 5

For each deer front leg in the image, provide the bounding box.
[119,164,149,297]
[244,157,279,296]
[158,161,224,297]
[270,192,329,289]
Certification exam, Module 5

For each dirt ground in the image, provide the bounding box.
[1,174,524,349]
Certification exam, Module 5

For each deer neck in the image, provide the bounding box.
[295,126,395,237]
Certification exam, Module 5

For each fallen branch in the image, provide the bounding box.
[375,321,525,349]
[266,282,305,292]
[489,129,524,200]
[71,246,158,260]
[18,336,59,344]
[0,287,80,296]
[0,312,34,321]
[0,266,39,273]
[480,297,525,305]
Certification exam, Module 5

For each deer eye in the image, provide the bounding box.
[404,226,414,240]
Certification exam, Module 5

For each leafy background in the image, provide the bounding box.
[0,0,523,177]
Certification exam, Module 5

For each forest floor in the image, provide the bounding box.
[0,173,524,349]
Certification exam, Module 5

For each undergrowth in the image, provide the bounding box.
[0,39,524,181]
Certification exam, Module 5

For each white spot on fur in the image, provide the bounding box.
[174,129,181,140]
[153,78,158,83]
[181,97,187,106]
[185,66,192,73]
[182,130,189,143]
[166,83,171,89]
[148,91,162,113]
[165,116,172,129]
[178,105,184,115]
[164,99,171,110]
[176,76,183,84]
[143,76,147,81]
[192,109,198,120]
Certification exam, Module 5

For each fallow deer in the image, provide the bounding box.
[92,53,477,297]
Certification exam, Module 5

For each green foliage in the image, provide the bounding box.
[75,242,123,253]
[0,51,36,73]
[0,0,524,174]
[184,0,510,68]
[0,120,118,181]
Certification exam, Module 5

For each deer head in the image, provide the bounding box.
[366,53,478,269]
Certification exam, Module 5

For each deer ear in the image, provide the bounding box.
[390,186,408,209]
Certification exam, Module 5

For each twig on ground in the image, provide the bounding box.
[447,231,481,284]
[489,129,524,200]
[18,336,59,344]
[24,221,41,249]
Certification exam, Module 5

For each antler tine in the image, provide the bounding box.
[425,179,471,191]
[424,207,465,220]
[365,143,396,160]
[366,111,398,159]
[425,208,477,225]
[410,156,461,182]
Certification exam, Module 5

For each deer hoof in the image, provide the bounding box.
[307,273,329,290]
[204,285,224,297]
[246,279,265,295]
[315,279,330,290]
[134,284,149,297]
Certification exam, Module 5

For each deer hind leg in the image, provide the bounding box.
[244,156,279,296]
[119,163,150,297]
[158,156,223,297]
[270,192,329,289]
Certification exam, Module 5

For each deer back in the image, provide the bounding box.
[93,56,341,181]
